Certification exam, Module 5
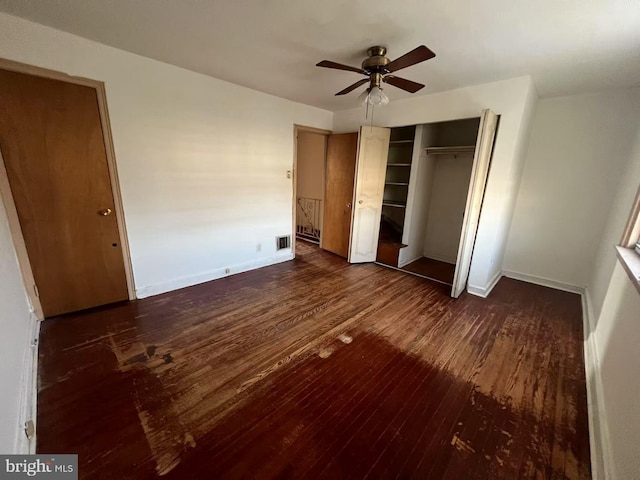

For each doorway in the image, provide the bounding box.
[0,61,134,319]
[294,127,328,246]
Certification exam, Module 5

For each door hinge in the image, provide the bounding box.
[33,284,39,298]
[24,420,35,439]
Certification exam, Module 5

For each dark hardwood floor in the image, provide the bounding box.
[401,257,456,285]
[37,241,590,479]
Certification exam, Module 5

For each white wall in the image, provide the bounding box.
[0,197,35,454]
[589,112,640,322]
[398,159,432,266]
[334,76,537,293]
[0,12,332,453]
[585,118,640,479]
[589,263,640,480]
[399,125,429,266]
[505,89,640,288]
[423,154,474,264]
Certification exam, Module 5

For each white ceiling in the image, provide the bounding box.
[1,0,639,111]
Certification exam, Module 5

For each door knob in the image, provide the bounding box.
[346,202,352,208]
[99,208,112,216]
[358,200,363,204]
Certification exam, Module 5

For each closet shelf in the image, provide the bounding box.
[424,145,476,156]
[385,182,409,186]
[386,163,412,167]
[382,201,407,208]
[389,139,414,145]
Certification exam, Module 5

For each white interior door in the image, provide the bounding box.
[451,109,499,298]
[348,125,391,263]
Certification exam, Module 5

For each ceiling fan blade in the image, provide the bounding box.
[385,45,436,73]
[335,78,370,96]
[316,60,366,75]
[383,76,425,93]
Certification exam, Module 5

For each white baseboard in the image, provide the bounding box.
[467,269,503,298]
[582,291,613,480]
[502,270,586,295]
[136,252,294,298]
[15,313,39,454]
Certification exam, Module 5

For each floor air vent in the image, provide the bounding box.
[276,235,291,250]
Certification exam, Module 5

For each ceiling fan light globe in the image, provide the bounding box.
[367,86,389,106]
[358,88,371,105]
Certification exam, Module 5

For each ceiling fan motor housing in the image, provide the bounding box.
[362,46,390,74]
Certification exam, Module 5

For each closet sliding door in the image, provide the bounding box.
[451,109,498,298]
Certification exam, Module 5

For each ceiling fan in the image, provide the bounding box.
[316,45,436,105]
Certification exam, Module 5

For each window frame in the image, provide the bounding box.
[620,185,640,250]
[617,185,640,294]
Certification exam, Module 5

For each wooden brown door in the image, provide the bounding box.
[0,69,128,317]
[322,133,358,258]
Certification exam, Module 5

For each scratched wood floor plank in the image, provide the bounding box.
[37,241,591,479]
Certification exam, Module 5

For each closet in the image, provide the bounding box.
[375,111,498,297]
[379,118,480,274]
[377,125,417,265]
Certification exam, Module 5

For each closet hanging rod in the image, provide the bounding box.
[424,145,476,156]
